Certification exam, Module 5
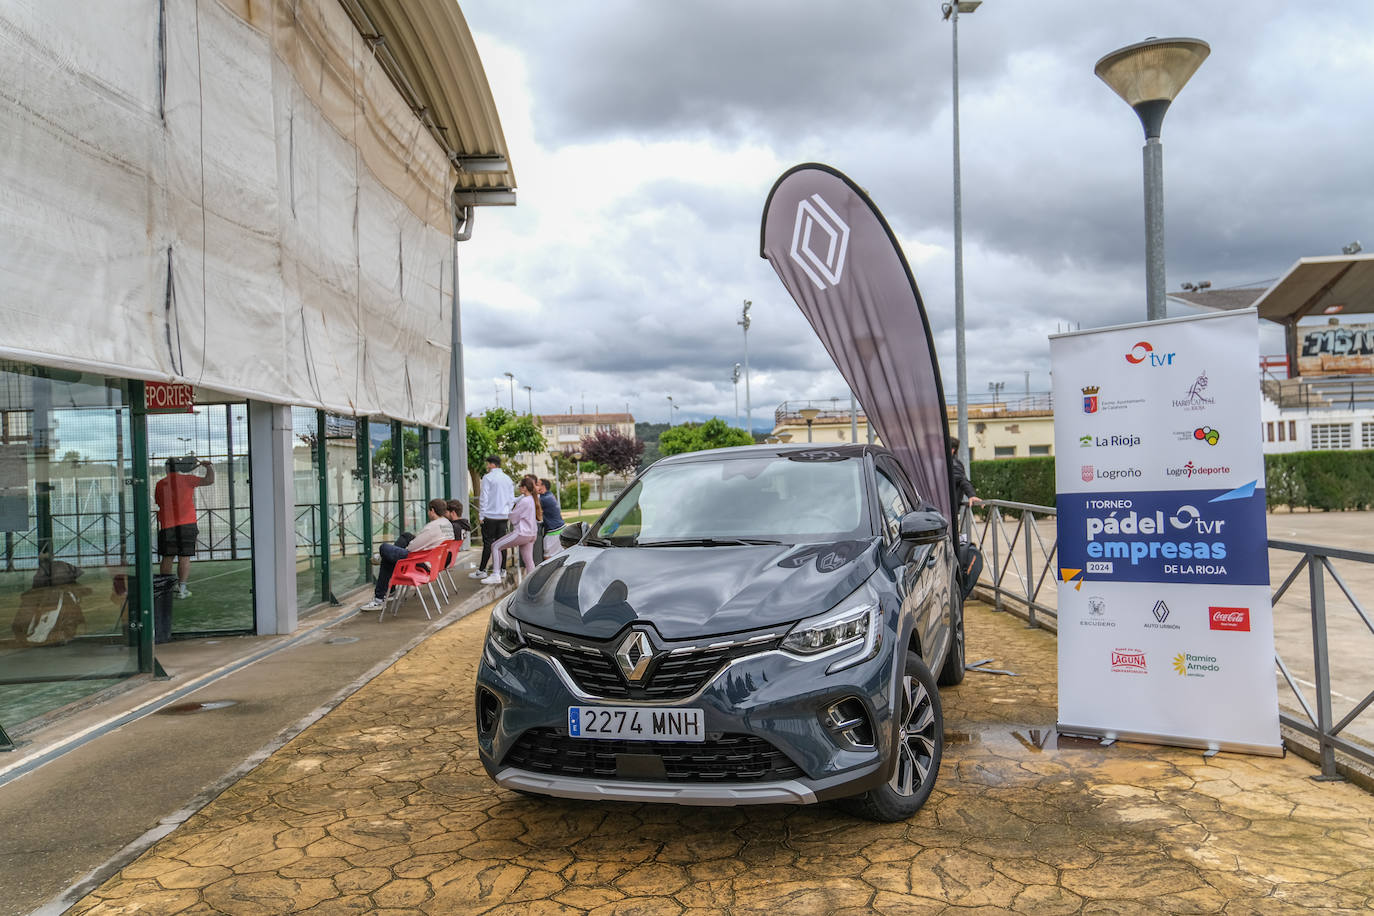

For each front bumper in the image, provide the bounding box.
[475,629,898,806]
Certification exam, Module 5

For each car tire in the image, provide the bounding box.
[845,650,943,822]
[937,578,966,687]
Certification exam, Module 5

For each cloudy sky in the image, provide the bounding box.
[455,1,1372,431]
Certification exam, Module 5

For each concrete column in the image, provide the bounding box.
[249,400,298,634]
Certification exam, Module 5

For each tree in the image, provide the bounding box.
[659,418,754,456]
[580,428,644,477]
[464,407,547,498]
[371,428,422,485]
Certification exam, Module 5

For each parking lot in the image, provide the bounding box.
[70,596,1374,914]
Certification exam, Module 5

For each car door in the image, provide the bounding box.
[875,457,950,672]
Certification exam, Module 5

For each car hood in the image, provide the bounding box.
[508,539,883,640]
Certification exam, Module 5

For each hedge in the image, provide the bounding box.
[964,450,1374,512]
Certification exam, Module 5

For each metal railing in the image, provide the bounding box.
[965,498,1374,781]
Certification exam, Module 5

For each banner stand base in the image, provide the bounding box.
[1057,723,1283,758]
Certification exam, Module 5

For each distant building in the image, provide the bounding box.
[772,397,1055,461]
[531,413,637,493]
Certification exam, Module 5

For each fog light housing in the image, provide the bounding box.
[824,696,874,748]
[477,688,500,735]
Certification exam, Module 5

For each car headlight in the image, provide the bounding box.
[782,581,882,673]
[486,598,524,656]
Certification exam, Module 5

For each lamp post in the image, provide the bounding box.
[800,406,820,443]
[503,371,515,413]
[1095,37,1210,322]
[988,380,1005,407]
[739,300,752,437]
[522,385,532,415]
[732,363,742,429]
[942,0,980,469]
[665,395,674,426]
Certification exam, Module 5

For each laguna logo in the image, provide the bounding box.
[790,194,850,291]
[1111,648,1147,673]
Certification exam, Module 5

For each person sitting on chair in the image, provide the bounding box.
[361,498,453,612]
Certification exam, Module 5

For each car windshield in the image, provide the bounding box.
[588,453,870,546]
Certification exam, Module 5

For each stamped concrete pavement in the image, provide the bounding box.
[71,600,1374,914]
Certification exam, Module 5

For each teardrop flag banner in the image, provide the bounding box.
[761,163,952,519]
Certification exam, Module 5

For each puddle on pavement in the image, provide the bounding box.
[326,636,360,645]
[944,726,1102,754]
[158,700,239,714]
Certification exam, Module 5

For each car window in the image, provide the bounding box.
[875,468,911,544]
[592,454,868,545]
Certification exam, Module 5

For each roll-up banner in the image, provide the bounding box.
[760,164,951,519]
[1051,309,1280,755]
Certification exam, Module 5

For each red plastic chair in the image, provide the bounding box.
[381,548,442,620]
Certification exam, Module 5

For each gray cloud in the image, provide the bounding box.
[459,0,1374,429]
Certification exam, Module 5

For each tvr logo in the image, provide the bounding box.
[1125,341,1176,366]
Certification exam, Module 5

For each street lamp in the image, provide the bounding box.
[503,371,515,412]
[732,363,742,429]
[665,394,674,426]
[1095,37,1210,322]
[738,300,752,437]
[942,0,980,469]
[988,380,1005,407]
[800,406,820,443]
[522,385,532,415]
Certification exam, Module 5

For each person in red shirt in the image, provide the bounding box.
[154,457,215,599]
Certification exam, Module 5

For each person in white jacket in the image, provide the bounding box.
[471,455,514,579]
[483,476,539,584]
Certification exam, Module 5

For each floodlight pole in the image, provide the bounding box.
[943,1,978,468]
[739,300,752,439]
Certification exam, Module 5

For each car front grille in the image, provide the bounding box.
[522,625,782,701]
[502,728,804,782]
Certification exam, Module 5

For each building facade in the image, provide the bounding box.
[0,1,513,739]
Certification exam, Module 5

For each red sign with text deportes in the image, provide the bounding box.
[1209,606,1251,632]
[145,381,195,413]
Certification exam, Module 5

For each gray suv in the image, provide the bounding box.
[474,444,963,821]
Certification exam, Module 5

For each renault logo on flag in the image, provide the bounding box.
[790,193,850,291]
[615,630,654,682]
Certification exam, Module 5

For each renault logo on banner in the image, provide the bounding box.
[615,630,654,682]
[790,193,850,291]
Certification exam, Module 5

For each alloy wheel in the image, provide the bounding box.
[888,673,938,796]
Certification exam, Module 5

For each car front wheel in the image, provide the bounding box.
[846,649,943,822]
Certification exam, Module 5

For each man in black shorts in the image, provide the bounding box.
[155,457,215,599]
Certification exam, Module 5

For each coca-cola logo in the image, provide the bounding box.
[1209,606,1251,632]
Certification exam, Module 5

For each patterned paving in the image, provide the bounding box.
[73,601,1374,914]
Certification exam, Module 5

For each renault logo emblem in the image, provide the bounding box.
[615,630,654,683]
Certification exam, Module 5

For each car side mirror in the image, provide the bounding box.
[898,510,947,544]
[559,522,585,549]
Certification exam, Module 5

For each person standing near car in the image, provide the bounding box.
[535,478,565,560]
[155,457,214,599]
[471,455,514,579]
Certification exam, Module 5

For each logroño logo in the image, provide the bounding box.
[789,194,851,292]
[1209,606,1251,632]
[1164,461,1232,479]
[1125,341,1176,366]
[1081,465,1094,483]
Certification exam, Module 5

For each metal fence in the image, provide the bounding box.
[964,499,1374,781]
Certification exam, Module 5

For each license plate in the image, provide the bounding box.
[567,706,704,743]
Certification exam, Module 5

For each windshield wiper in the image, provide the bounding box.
[638,537,784,547]
[583,535,618,547]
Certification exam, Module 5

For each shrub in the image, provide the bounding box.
[968,456,1055,507]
